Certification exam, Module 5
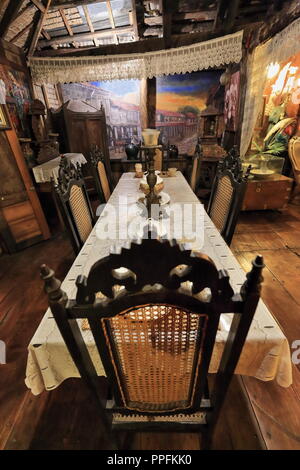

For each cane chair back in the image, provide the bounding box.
[288,136,300,184]
[69,185,93,243]
[89,144,112,203]
[207,146,250,245]
[54,158,94,254]
[42,226,264,449]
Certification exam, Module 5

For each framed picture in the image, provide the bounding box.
[0,105,11,130]
[224,71,240,131]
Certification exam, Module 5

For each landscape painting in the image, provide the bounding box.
[156,71,223,154]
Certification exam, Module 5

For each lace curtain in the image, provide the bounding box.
[29,31,243,84]
[240,17,300,156]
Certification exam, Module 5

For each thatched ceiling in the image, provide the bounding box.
[0,0,298,57]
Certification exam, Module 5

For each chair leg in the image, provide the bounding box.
[112,431,135,450]
[201,432,213,450]
[123,431,135,450]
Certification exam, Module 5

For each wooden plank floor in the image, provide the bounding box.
[232,205,300,450]
[1,204,300,450]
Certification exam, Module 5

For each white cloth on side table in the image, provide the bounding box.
[32,153,87,184]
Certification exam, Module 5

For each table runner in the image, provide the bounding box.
[25,172,293,395]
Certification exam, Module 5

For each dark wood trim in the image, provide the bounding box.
[140,77,156,129]
[0,206,16,254]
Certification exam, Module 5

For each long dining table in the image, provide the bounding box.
[25,172,293,395]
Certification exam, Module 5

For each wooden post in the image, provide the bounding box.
[235,43,248,150]
[140,77,156,129]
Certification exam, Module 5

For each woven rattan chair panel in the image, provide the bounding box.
[209,175,234,233]
[97,161,111,202]
[69,185,93,243]
[101,304,207,413]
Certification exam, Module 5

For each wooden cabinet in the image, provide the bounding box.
[242,175,293,211]
[51,100,112,190]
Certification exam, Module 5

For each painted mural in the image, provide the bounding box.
[61,80,141,158]
[0,64,31,137]
[156,71,223,154]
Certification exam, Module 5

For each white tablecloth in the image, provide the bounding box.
[25,172,293,395]
[32,153,87,183]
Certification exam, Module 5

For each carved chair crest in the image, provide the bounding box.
[55,157,84,195]
[218,145,250,182]
[73,227,238,309]
[89,143,105,167]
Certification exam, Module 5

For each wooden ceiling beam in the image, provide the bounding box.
[10,20,35,44]
[31,0,46,12]
[28,0,52,57]
[214,0,240,33]
[0,0,24,37]
[59,7,80,48]
[106,0,118,44]
[50,0,107,8]
[145,10,216,26]
[38,25,133,48]
[130,0,143,41]
[41,28,51,40]
[159,0,172,47]
[82,5,98,47]
[35,27,228,57]
[59,8,73,36]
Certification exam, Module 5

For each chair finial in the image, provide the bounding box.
[40,264,65,302]
[241,255,264,298]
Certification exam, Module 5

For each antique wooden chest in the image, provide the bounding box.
[242,175,293,211]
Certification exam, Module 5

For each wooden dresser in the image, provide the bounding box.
[242,175,293,211]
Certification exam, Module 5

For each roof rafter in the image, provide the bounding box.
[106,0,118,44]
[0,0,24,37]
[31,0,46,12]
[59,7,79,48]
[82,4,98,47]
[37,25,133,48]
[11,20,35,44]
[28,0,52,57]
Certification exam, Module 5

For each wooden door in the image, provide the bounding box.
[0,127,50,253]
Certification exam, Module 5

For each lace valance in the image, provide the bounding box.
[29,31,243,84]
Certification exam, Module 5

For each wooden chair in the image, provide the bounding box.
[288,136,300,202]
[88,144,113,203]
[54,157,95,254]
[190,138,203,193]
[41,226,264,450]
[207,146,250,245]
